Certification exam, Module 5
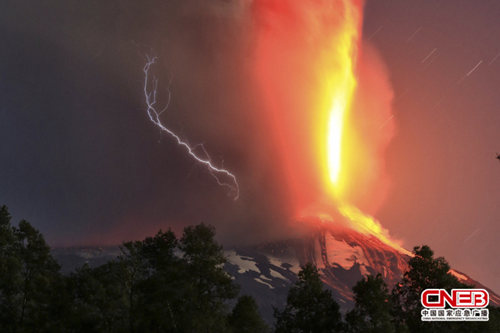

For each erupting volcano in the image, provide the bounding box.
[253,0,404,252]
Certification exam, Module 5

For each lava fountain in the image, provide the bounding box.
[253,0,406,252]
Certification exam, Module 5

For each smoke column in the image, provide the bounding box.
[251,0,403,250]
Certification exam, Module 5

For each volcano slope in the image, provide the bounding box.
[224,224,500,323]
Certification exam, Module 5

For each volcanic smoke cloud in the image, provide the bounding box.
[247,0,399,249]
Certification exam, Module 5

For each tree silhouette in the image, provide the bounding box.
[228,295,269,333]
[274,263,343,333]
[0,206,61,332]
[391,245,486,333]
[346,274,395,333]
[177,223,239,332]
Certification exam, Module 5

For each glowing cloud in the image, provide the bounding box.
[252,0,405,252]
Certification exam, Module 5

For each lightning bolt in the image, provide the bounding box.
[143,56,240,200]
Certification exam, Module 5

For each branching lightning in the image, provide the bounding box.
[143,56,240,200]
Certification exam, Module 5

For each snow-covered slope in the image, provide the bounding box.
[224,225,409,322]
[224,224,499,323]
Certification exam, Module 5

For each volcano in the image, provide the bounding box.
[223,223,500,323]
[52,223,500,324]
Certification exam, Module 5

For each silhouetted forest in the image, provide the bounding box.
[0,205,498,332]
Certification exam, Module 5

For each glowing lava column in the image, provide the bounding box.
[324,0,360,198]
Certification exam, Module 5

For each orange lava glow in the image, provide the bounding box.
[321,0,359,198]
[253,0,406,253]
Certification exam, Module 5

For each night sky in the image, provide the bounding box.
[1,1,499,292]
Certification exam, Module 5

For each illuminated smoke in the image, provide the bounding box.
[143,56,240,200]
[252,0,406,252]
